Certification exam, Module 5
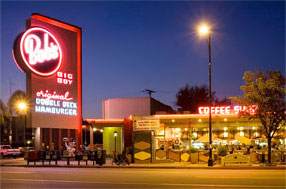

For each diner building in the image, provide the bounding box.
[133,109,286,163]
[83,98,286,163]
[132,113,262,163]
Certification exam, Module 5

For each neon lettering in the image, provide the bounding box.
[220,106,225,114]
[234,105,240,114]
[198,105,256,115]
[56,72,73,85]
[198,107,204,114]
[35,105,77,116]
[24,33,59,65]
[19,27,62,76]
[36,90,73,101]
[215,107,220,114]
[225,106,231,114]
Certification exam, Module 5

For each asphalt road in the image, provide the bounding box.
[1,167,285,188]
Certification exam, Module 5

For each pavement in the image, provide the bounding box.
[1,166,286,188]
[1,157,285,169]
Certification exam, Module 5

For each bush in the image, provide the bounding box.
[190,147,198,153]
[217,145,228,157]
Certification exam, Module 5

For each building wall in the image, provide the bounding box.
[103,97,151,119]
[123,118,133,149]
[103,97,174,119]
[150,98,173,114]
[103,127,123,155]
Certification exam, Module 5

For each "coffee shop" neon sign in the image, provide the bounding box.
[198,105,257,115]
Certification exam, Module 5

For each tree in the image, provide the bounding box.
[176,84,230,113]
[0,99,9,144]
[8,90,27,115]
[0,99,8,126]
[230,69,286,165]
[7,90,27,145]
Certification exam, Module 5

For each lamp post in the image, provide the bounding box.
[17,101,27,147]
[114,131,118,153]
[198,24,213,166]
[82,125,87,146]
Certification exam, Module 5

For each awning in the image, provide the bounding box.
[197,135,221,143]
[235,135,251,145]
[251,136,266,140]
[227,138,236,142]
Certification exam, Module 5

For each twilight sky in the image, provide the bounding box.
[1,1,285,118]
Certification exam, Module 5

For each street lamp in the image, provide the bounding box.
[17,101,28,147]
[114,131,118,153]
[198,23,213,166]
[82,125,87,145]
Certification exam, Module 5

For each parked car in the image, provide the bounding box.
[0,145,21,159]
[18,147,35,155]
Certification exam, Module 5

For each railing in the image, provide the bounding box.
[25,150,106,166]
[155,149,286,164]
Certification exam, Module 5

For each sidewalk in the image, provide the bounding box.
[1,158,285,169]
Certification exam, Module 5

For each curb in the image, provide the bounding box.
[1,164,285,170]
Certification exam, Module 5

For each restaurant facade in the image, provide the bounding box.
[10,14,285,164]
[84,104,285,163]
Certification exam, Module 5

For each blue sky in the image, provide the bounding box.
[1,1,285,118]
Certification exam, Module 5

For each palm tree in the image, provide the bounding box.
[0,99,9,144]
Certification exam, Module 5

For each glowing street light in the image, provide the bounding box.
[197,22,213,167]
[18,102,27,111]
[198,24,209,36]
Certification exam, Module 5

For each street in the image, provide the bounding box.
[1,167,285,188]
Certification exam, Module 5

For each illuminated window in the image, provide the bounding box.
[223,132,228,137]
[175,128,181,132]
[193,132,198,138]
[254,132,259,137]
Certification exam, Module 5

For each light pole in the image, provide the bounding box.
[114,131,118,153]
[82,125,87,146]
[198,24,213,166]
[17,101,28,147]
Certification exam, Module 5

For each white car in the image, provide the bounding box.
[0,145,21,159]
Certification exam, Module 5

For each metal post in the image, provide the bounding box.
[84,128,87,146]
[208,32,213,167]
[24,114,26,147]
[9,82,13,145]
[114,131,118,153]
[189,122,191,150]
[115,136,117,153]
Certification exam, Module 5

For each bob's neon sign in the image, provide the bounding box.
[198,105,257,115]
[13,27,62,76]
